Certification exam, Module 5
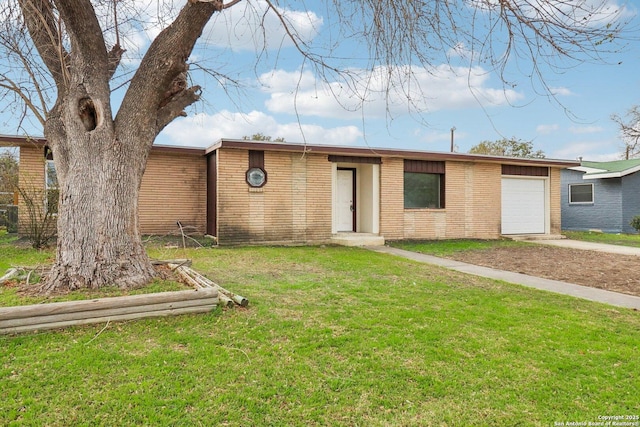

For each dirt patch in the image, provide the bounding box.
[446,245,640,297]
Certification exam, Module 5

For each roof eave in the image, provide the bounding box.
[583,172,622,179]
[208,139,579,167]
[1,135,206,156]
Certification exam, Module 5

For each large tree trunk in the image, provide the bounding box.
[43,132,156,291]
[18,0,223,293]
[41,88,156,293]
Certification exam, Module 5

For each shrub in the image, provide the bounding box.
[630,215,640,233]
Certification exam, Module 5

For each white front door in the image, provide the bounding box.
[336,169,355,232]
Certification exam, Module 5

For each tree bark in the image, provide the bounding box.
[42,128,157,292]
[16,0,225,292]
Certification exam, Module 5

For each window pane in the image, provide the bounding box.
[46,161,58,189]
[45,160,59,214]
[569,184,593,203]
[404,172,441,208]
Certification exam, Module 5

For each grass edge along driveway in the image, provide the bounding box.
[1,244,639,426]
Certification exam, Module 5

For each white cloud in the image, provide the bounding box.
[569,125,604,134]
[201,1,322,52]
[536,124,560,134]
[259,65,524,120]
[117,0,322,57]
[551,140,620,161]
[159,110,362,147]
[550,87,573,96]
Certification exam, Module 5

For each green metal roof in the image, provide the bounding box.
[580,158,640,178]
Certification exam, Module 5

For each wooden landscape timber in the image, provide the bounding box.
[0,288,218,335]
[0,260,244,334]
[0,268,18,284]
[0,266,52,286]
[168,261,249,308]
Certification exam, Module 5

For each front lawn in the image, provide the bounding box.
[0,232,52,272]
[1,239,639,426]
[389,238,529,257]
[563,230,640,247]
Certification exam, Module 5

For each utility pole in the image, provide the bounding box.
[450,127,456,152]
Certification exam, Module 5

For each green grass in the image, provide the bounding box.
[0,232,53,272]
[0,232,188,306]
[389,238,529,257]
[1,239,640,425]
[563,230,640,247]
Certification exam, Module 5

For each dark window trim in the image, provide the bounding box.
[440,175,446,209]
[249,150,264,168]
[502,165,548,177]
[329,155,381,164]
[404,159,445,174]
[207,152,217,236]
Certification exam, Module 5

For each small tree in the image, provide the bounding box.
[0,150,19,232]
[0,150,18,193]
[612,106,640,159]
[15,175,57,249]
[469,138,545,158]
[1,150,57,247]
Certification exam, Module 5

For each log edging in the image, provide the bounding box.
[0,288,218,335]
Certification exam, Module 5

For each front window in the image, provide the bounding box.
[45,160,59,214]
[569,183,593,204]
[404,172,442,209]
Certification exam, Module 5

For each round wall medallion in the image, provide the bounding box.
[246,167,267,187]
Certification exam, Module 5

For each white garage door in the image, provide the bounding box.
[501,178,546,235]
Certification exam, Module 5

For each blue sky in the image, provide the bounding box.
[2,0,639,162]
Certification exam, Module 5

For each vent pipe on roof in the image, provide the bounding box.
[450,127,456,152]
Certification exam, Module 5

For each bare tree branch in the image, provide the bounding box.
[189,0,242,9]
[156,85,202,132]
[613,106,640,159]
[0,21,50,121]
[17,0,68,90]
[117,1,224,137]
[0,77,46,125]
[53,0,110,77]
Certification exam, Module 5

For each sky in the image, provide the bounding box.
[2,0,639,162]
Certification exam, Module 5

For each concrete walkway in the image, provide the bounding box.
[367,245,640,310]
[528,239,640,256]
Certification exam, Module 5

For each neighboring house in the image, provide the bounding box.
[2,135,578,245]
[561,159,640,234]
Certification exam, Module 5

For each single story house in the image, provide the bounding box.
[3,135,578,245]
[561,159,640,234]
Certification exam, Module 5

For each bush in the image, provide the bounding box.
[630,215,640,233]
